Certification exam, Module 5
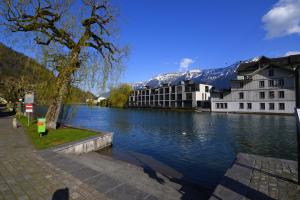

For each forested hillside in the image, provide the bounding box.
[0,43,94,104]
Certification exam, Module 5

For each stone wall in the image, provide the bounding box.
[54,132,113,154]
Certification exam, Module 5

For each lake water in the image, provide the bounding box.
[61,105,297,190]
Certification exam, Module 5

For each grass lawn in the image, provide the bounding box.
[18,116,98,150]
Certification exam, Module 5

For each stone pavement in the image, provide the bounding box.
[0,115,108,200]
[0,113,211,200]
[210,153,300,200]
[50,150,212,200]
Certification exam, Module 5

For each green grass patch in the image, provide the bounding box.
[18,116,98,150]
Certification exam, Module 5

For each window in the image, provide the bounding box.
[279,103,285,110]
[259,81,265,88]
[224,103,228,109]
[216,103,220,109]
[239,82,244,88]
[239,103,244,109]
[171,94,175,100]
[177,86,182,93]
[239,92,244,99]
[220,93,224,99]
[260,103,265,110]
[165,88,169,94]
[171,86,176,93]
[185,86,192,92]
[205,86,209,92]
[269,91,274,99]
[269,69,274,77]
[259,92,265,99]
[247,103,252,109]
[269,103,275,110]
[278,91,285,98]
[177,94,182,100]
[186,93,192,100]
[269,80,274,87]
[220,103,224,109]
[278,79,284,87]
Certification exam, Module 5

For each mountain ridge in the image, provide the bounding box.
[131,56,265,90]
[131,62,239,90]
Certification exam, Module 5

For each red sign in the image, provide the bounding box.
[25,104,33,113]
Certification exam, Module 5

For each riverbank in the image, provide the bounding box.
[18,116,99,149]
[57,105,297,189]
[0,113,211,199]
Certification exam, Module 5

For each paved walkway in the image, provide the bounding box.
[210,153,300,200]
[0,115,108,200]
[0,113,211,200]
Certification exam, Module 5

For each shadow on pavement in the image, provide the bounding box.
[52,188,69,200]
[139,158,212,200]
[99,148,213,200]
[216,176,275,200]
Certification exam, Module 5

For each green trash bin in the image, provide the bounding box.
[37,118,46,136]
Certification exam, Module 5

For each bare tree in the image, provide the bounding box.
[0,0,126,129]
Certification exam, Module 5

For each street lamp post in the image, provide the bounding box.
[296,66,300,184]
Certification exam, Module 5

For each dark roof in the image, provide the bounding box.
[237,54,300,73]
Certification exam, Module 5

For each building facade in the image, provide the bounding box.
[211,55,300,114]
[129,81,212,109]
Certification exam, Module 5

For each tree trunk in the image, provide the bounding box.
[45,72,71,129]
[45,50,80,129]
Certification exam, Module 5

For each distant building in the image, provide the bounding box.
[86,96,107,105]
[97,96,106,103]
[129,80,212,109]
[211,55,300,114]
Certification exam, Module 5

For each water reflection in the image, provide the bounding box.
[63,105,297,189]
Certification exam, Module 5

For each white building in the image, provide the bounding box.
[211,55,300,114]
[97,96,106,103]
[129,80,212,109]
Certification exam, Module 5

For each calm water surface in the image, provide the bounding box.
[62,106,297,190]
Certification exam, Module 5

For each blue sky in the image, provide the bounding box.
[115,0,300,83]
[1,0,300,88]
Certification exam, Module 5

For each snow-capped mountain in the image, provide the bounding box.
[132,61,240,90]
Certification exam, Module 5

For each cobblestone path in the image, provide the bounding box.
[210,153,300,200]
[0,115,108,200]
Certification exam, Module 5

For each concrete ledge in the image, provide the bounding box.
[210,153,299,200]
[53,132,113,155]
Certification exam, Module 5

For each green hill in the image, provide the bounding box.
[0,43,95,104]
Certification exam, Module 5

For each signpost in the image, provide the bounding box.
[25,103,33,126]
[24,92,34,104]
[25,104,33,113]
[25,92,34,127]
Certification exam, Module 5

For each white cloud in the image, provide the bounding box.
[179,58,194,72]
[284,51,300,56]
[262,0,300,38]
